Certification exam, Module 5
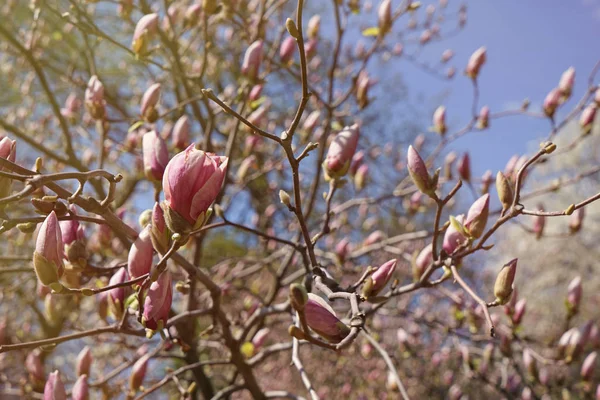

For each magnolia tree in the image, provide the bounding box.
[0,0,599,399]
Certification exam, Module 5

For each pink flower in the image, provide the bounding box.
[33,211,64,286]
[140,83,161,122]
[432,105,447,134]
[72,375,89,400]
[362,259,397,298]
[128,226,154,279]
[335,237,350,262]
[279,36,296,64]
[132,13,159,55]
[162,145,228,231]
[44,370,67,400]
[151,202,169,253]
[142,130,168,182]
[241,40,263,80]
[457,152,471,182]
[304,293,350,343]
[172,115,190,150]
[558,67,575,98]
[107,268,131,319]
[543,87,561,117]
[442,214,466,255]
[323,124,360,179]
[76,346,93,377]
[465,47,486,79]
[464,194,490,238]
[248,84,263,102]
[143,271,173,331]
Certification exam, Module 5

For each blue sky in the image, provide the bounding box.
[398,0,600,176]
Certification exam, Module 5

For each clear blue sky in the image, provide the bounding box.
[399,0,600,176]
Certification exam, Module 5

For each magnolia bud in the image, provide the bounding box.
[569,207,585,234]
[150,203,169,253]
[532,204,545,240]
[323,124,360,180]
[496,171,513,214]
[33,211,64,286]
[558,67,575,100]
[304,293,351,343]
[480,170,493,194]
[76,346,93,377]
[441,49,454,63]
[494,259,518,305]
[279,190,292,208]
[172,115,190,150]
[567,276,582,315]
[581,351,597,381]
[307,15,320,39]
[442,215,467,255]
[512,298,526,325]
[378,0,392,35]
[140,83,161,123]
[279,36,296,64]
[580,104,597,135]
[354,164,369,191]
[432,105,447,135]
[407,146,435,196]
[72,375,89,400]
[543,88,561,118]
[44,370,67,400]
[464,194,489,238]
[84,76,106,120]
[241,40,264,80]
[523,348,538,380]
[413,244,433,281]
[289,283,308,311]
[132,13,159,55]
[128,226,154,279]
[252,328,270,349]
[362,259,397,298]
[477,105,490,129]
[142,130,168,182]
[465,46,486,79]
[129,355,150,391]
[457,152,471,182]
[107,268,130,320]
[444,152,457,179]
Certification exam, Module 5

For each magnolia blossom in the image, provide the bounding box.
[72,375,89,400]
[172,115,190,149]
[378,0,392,34]
[457,152,471,182]
[414,244,433,281]
[442,214,466,255]
[107,268,130,319]
[580,104,597,134]
[407,145,435,196]
[464,194,490,238]
[558,66,575,98]
[323,124,360,179]
[76,346,92,377]
[84,76,106,119]
[543,87,561,117]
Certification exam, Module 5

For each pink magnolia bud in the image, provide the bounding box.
[140,83,161,123]
[143,271,172,331]
[61,93,81,120]
[449,384,462,400]
[567,276,582,315]
[307,15,320,39]
[378,0,392,34]
[393,43,404,56]
[356,71,371,109]
[512,298,526,325]
[581,351,597,381]
[363,230,386,247]
[76,346,93,377]
[465,46,486,79]
[0,136,16,201]
[26,350,45,382]
[162,145,228,232]
[414,133,426,152]
[72,375,89,400]
[128,226,154,279]
[480,170,493,194]
[242,40,264,80]
[132,13,159,55]
[543,87,561,118]
[407,145,435,196]
[248,84,263,102]
[151,202,169,253]
[172,115,190,150]
[362,259,397,298]
[142,130,168,182]
[350,150,364,176]
[442,214,467,254]
[447,66,456,79]
[129,354,150,390]
[84,76,106,120]
[108,268,130,319]
[531,204,545,239]
[44,370,67,400]
[33,211,64,287]
[444,152,457,179]
[335,237,350,262]
[558,66,575,99]
[304,293,351,343]
[303,110,320,133]
[354,163,369,190]
[457,152,471,182]
[323,124,360,179]
[432,105,447,134]
[420,30,432,45]
[569,207,585,234]
[464,194,489,238]
[580,104,596,135]
[478,105,490,129]
[279,36,296,64]
[414,244,433,281]
[252,328,270,349]
[441,49,454,63]
[523,349,537,379]
[494,258,517,305]
[566,329,583,361]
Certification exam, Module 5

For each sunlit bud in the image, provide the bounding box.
[558,67,575,99]
[142,271,172,331]
[142,130,168,182]
[172,115,190,150]
[33,211,64,287]
[307,15,321,39]
[496,172,513,214]
[303,110,320,133]
[566,329,583,362]
[580,104,596,135]
[280,36,296,64]
[407,145,436,196]
[128,226,154,279]
[356,71,371,109]
[162,145,228,232]
[44,370,67,400]
[304,293,351,343]
[242,40,264,80]
[441,49,454,63]
[26,350,45,382]
[252,328,270,349]
[532,205,545,240]
[362,259,397,298]
[465,194,489,238]
[443,152,457,179]
[129,354,150,390]
[432,105,447,134]
[323,124,360,179]
[494,259,517,305]
[72,375,89,400]
[448,384,462,400]
[378,0,392,34]
[442,214,467,254]
[567,276,582,315]
[132,13,159,55]
[543,88,561,118]
[447,66,456,79]
[248,84,263,102]
[140,83,161,123]
[108,268,130,319]
[478,105,490,129]
[150,203,169,253]
[512,298,526,325]
[413,244,433,281]
[523,348,537,379]
[289,283,308,311]
[279,190,292,208]
[420,30,432,45]
[558,328,575,357]
[76,346,93,377]
[354,164,369,190]
[457,152,471,182]
[480,170,493,194]
[465,46,486,79]
[568,207,584,234]
[581,351,597,381]
[364,230,386,247]
[84,76,106,120]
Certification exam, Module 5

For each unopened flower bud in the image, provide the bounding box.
[44,370,67,400]
[558,67,575,100]
[304,293,350,343]
[76,346,92,377]
[307,15,320,39]
[569,207,585,234]
[129,354,150,391]
[140,83,161,123]
[407,145,435,196]
[494,259,518,305]
[442,214,467,254]
[464,194,489,238]
[242,40,264,80]
[441,49,454,63]
[142,271,172,331]
[72,375,89,400]
[323,124,360,180]
[532,204,545,240]
[289,283,308,311]
[413,244,432,281]
[478,105,490,129]
[107,268,130,320]
[543,88,561,118]
[512,298,526,326]
[354,163,369,191]
[280,36,296,65]
[132,13,159,55]
[128,226,154,279]
[362,259,397,298]
[33,211,64,286]
[465,46,486,79]
[457,152,471,182]
[580,104,596,135]
[567,276,582,315]
[496,171,513,214]
[480,170,493,194]
[378,0,392,35]
[523,348,538,380]
[581,351,597,381]
[142,130,168,182]
[432,105,447,135]
[84,76,106,120]
[172,115,190,150]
